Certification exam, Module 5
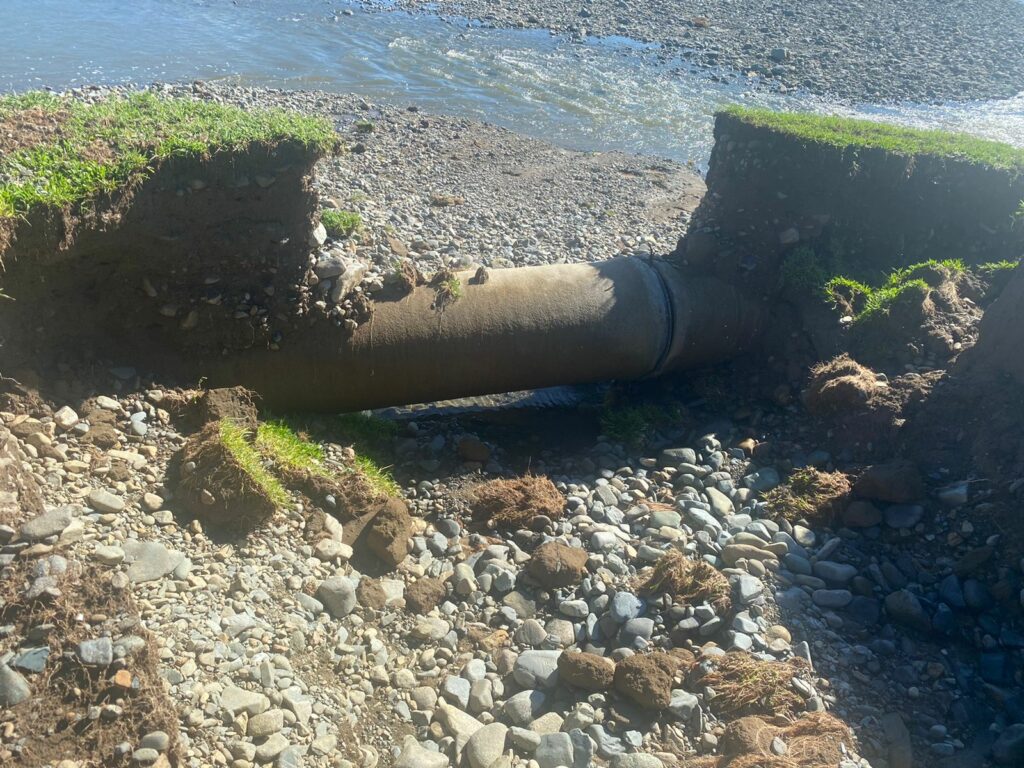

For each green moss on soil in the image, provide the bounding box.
[723,106,1024,172]
[0,91,337,219]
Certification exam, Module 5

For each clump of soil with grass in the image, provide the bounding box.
[468,475,564,529]
[639,550,732,614]
[177,419,285,530]
[700,652,808,718]
[762,467,851,525]
[430,266,463,311]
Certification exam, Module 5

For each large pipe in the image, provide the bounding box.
[204,256,759,411]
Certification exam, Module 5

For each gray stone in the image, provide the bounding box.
[885,589,930,631]
[536,732,574,768]
[466,722,508,768]
[732,573,763,605]
[132,748,160,763]
[503,689,546,726]
[123,540,185,583]
[221,685,270,716]
[248,708,284,738]
[992,724,1024,766]
[276,745,306,768]
[442,676,471,709]
[87,488,125,514]
[0,664,32,706]
[21,506,74,541]
[140,731,170,752]
[609,592,643,623]
[649,509,681,528]
[513,650,561,690]
[395,736,450,768]
[812,589,853,609]
[255,734,289,763]
[813,561,857,584]
[669,689,699,720]
[570,728,593,768]
[316,576,357,618]
[705,486,734,517]
[611,754,665,768]
[885,504,924,529]
[77,637,113,666]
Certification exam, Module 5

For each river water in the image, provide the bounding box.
[2,0,1022,164]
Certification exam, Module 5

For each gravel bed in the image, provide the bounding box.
[383,0,1024,104]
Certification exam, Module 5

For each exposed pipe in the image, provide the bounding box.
[204,256,759,411]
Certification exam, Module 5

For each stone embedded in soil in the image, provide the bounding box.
[558,650,615,691]
[526,542,588,588]
[87,487,125,514]
[123,540,185,583]
[77,637,114,666]
[316,575,357,618]
[613,652,679,710]
[0,664,32,706]
[20,505,74,540]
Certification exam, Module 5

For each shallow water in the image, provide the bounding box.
[2,0,1022,164]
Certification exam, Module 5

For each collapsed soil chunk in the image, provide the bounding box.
[469,474,564,529]
[176,420,281,531]
[804,354,886,416]
[853,460,925,503]
[525,541,588,589]
[613,651,683,710]
[365,497,413,568]
[197,386,258,431]
[700,652,807,718]
[356,578,387,611]
[762,467,851,525]
[405,577,448,614]
[558,650,615,692]
[639,550,732,614]
[716,712,858,768]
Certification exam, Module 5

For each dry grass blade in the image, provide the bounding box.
[702,652,807,718]
[639,550,732,614]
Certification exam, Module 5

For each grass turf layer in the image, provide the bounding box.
[0,91,337,219]
[723,106,1024,172]
[219,419,290,507]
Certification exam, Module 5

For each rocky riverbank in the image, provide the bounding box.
[383,0,1024,104]
[167,82,703,271]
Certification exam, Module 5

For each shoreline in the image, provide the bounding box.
[382,0,1024,104]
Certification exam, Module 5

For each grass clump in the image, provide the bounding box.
[600,401,682,447]
[335,412,400,446]
[0,91,337,219]
[978,259,1019,276]
[639,551,732,614]
[354,119,375,134]
[470,475,565,529]
[702,651,807,717]
[321,209,361,239]
[219,420,289,507]
[723,106,1024,172]
[762,467,851,525]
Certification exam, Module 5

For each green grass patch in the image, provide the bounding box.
[601,402,682,447]
[321,209,362,239]
[723,106,1024,172]
[335,412,400,447]
[0,91,337,219]
[256,420,328,475]
[978,259,1019,275]
[354,454,401,497]
[219,420,289,507]
[354,119,375,134]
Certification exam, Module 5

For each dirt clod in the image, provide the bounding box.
[558,650,615,692]
[365,497,413,568]
[613,651,682,710]
[854,460,925,503]
[356,578,387,611]
[405,577,448,614]
[525,541,588,589]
